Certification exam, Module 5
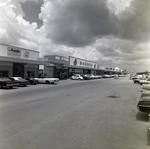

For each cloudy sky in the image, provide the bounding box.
[0,0,150,72]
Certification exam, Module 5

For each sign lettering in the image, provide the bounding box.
[7,47,21,56]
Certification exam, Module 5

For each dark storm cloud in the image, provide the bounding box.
[95,37,138,62]
[118,0,150,41]
[44,0,150,48]
[21,0,44,28]
[46,0,118,47]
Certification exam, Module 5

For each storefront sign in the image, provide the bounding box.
[7,47,21,56]
[23,50,29,58]
[55,56,60,60]
[69,57,98,69]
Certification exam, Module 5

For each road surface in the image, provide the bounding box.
[0,77,150,149]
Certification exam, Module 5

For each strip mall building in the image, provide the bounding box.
[0,43,46,78]
[38,55,124,79]
[0,43,124,79]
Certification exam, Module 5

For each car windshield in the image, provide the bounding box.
[13,77,25,81]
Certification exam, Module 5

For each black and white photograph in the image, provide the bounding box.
[0,0,150,148]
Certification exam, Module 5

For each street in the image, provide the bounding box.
[0,77,150,149]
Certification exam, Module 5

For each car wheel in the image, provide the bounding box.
[9,86,13,89]
[23,84,26,87]
[45,80,50,84]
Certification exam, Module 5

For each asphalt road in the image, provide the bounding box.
[0,77,150,149]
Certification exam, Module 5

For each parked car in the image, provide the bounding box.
[133,78,140,84]
[137,87,150,114]
[0,78,14,89]
[10,77,29,86]
[139,78,148,85]
[95,75,102,79]
[26,77,38,85]
[142,85,150,91]
[70,74,83,80]
[84,74,93,79]
[34,77,59,84]
[80,74,91,80]
[146,78,150,84]
[102,75,111,78]
[137,96,150,114]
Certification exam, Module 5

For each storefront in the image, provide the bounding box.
[39,55,124,79]
[68,56,99,77]
[38,55,69,79]
[0,43,45,78]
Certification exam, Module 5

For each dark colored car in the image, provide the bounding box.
[133,78,140,84]
[26,77,38,85]
[80,74,91,80]
[137,97,150,114]
[0,78,14,89]
[10,77,29,87]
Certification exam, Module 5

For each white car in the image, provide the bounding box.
[139,78,148,85]
[34,77,59,84]
[70,74,83,80]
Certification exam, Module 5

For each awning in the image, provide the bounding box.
[0,56,48,65]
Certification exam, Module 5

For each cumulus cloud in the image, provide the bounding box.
[39,0,118,47]
[0,0,150,72]
[118,0,150,42]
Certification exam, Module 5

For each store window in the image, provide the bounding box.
[69,68,83,77]
[55,66,68,79]
[13,63,24,77]
[27,71,35,78]
[0,71,9,77]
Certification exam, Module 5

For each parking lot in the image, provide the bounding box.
[0,77,150,149]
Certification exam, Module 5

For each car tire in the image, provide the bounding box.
[45,80,50,84]
[9,86,13,89]
[23,84,27,87]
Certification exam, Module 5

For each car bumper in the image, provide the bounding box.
[137,101,150,114]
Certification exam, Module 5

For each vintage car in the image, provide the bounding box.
[26,77,38,85]
[0,78,14,89]
[70,74,84,80]
[137,88,150,114]
[80,74,91,80]
[10,77,29,86]
[102,75,111,78]
[137,96,150,114]
[34,77,59,84]
[142,85,150,91]
[94,75,102,79]
[139,78,148,85]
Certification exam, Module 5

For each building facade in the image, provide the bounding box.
[0,43,124,79]
[0,43,45,78]
[39,55,123,79]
